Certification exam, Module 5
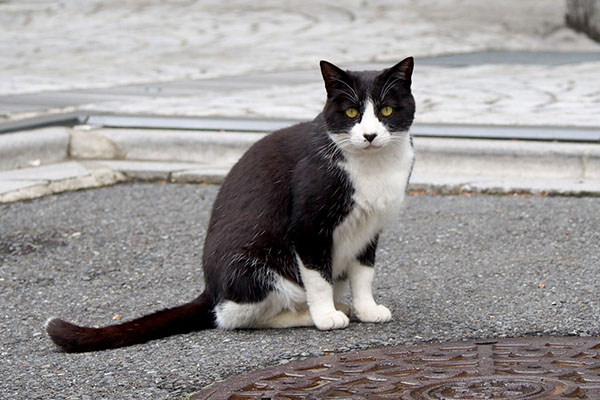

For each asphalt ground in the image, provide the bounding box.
[1,183,599,399]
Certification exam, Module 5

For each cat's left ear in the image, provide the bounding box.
[383,57,414,88]
[320,60,353,96]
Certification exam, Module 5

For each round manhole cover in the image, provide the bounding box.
[192,336,600,399]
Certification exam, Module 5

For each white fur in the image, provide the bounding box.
[257,309,313,328]
[214,264,353,330]
[348,100,391,149]
[298,257,350,330]
[330,109,414,322]
[348,262,392,322]
[214,274,306,329]
[331,130,414,280]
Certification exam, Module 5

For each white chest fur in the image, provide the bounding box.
[331,141,414,278]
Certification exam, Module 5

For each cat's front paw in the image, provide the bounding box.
[314,310,350,330]
[355,304,392,323]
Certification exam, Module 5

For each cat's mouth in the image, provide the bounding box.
[356,142,387,152]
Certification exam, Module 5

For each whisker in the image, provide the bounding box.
[332,78,359,103]
[331,89,358,104]
[380,77,402,100]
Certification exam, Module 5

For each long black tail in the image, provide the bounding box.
[45,292,215,353]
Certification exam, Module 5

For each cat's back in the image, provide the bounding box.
[202,117,332,290]
[204,118,328,245]
[218,117,325,198]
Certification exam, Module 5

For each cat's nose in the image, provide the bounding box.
[363,133,377,143]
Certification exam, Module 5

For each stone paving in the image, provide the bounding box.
[1,0,600,127]
[1,0,596,95]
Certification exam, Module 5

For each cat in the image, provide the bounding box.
[46,57,416,352]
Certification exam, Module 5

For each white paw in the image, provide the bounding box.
[314,310,350,330]
[356,304,392,323]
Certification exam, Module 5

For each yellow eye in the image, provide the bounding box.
[345,108,359,118]
[380,106,393,117]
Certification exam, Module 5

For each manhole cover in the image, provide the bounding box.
[192,336,600,399]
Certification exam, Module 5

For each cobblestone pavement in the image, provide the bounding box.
[0,183,599,399]
[1,0,600,127]
[74,61,600,127]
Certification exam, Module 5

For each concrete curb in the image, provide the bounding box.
[416,138,600,181]
[0,127,70,171]
[1,126,599,203]
[70,127,263,166]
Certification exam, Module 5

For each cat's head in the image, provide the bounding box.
[320,58,415,153]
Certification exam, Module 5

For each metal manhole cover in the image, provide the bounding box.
[192,336,600,399]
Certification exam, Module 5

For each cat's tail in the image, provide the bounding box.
[45,292,215,353]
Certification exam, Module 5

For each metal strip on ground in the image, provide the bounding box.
[3,113,599,142]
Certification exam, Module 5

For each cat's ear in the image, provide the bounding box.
[383,57,414,87]
[320,60,353,96]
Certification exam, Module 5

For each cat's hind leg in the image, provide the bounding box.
[214,299,275,329]
[215,274,313,329]
[255,277,314,328]
[215,299,313,329]
[255,308,314,328]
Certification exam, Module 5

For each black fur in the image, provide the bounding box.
[357,235,379,267]
[321,59,415,135]
[203,118,353,299]
[46,57,415,352]
[46,293,214,353]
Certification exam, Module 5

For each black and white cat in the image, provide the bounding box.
[46,57,416,352]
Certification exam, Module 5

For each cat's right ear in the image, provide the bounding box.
[320,60,352,96]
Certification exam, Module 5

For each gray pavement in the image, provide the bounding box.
[1,183,599,399]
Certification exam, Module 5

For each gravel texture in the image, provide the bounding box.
[0,183,599,399]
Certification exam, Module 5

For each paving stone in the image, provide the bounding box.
[1,1,599,128]
[1,0,597,98]
[413,137,600,181]
[468,177,600,196]
[170,166,231,184]
[0,180,47,195]
[70,129,124,160]
[0,161,91,181]
[410,173,600,196]
[0,165,125,203]
[95,160,206,181]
